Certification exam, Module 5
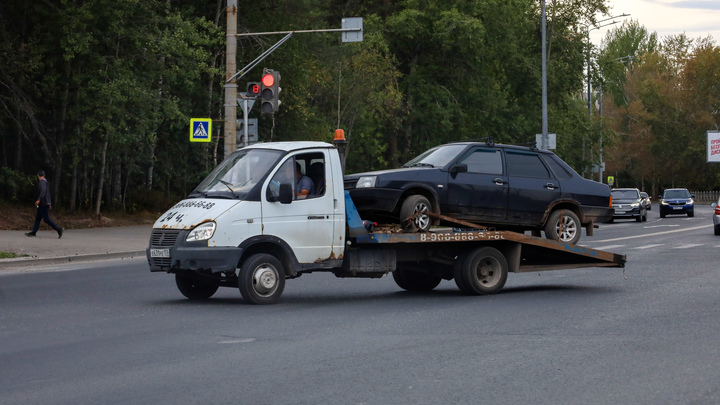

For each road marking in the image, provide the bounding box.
[673,244,703,249]
[643,225,680,229]
[633,244,664,250]
[594,245,625,250]
[592,224,712,243]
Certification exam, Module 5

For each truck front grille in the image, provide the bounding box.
[151,257,172,267]
[150,230,180,247]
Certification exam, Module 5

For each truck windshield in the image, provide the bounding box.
[403,144,468,168]
[190,149,283,199]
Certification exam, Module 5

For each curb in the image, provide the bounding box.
[0,250,146,270]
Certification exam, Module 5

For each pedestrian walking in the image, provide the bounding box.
[25,170,63,238]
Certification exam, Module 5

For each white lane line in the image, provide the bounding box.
[633,244,664,250]
[594,245,626,250]
[673,244,704,249]
[592,224,712,243]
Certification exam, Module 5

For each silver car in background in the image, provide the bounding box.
[712,196,720,235]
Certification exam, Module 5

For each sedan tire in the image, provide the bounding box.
[544,209,581,245]
[400,195,433,232]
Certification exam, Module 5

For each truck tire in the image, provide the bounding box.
[454,247,508,295]
[175,273,219,299]
[544,209,581,245]
[392,266,442,291]
[238,254,285,305]
[400,195,432,232]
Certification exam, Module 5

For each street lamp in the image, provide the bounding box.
[585,14,630,115]
[582,14,629,179]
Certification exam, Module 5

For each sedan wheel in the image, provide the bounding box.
[400,195,433,232]
[544,209,581,245]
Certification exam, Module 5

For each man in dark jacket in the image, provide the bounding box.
[26,170,63,238]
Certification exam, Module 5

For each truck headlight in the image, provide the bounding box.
[186,222,216,242]
[631,203,639,208]
[356,176,377,188]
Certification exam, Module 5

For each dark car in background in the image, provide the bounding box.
[659,188,694,218]
[640,192,651,211]
[610,188,647,222]
[344,141,613,244]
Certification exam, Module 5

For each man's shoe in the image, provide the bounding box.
[25,232,36,237]
[58,228,63,239]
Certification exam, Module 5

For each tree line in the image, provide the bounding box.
[597,20,720,197]
[1,0,717,216]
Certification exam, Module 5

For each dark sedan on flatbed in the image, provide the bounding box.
[344,141,613,244]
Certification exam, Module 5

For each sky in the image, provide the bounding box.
[589,0,720,46]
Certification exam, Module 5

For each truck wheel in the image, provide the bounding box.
[454,247,508,295]
[392,266,442,291]
[175,273,219,299]
[238,254,285,305]
[544,209,581,245]
[400,195,432,232]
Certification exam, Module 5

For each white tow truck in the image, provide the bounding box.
[147,139,625,304]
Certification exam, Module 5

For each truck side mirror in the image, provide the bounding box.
[279,183,293,204]
[449,163,468,174]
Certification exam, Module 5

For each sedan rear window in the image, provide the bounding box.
[506,151,550,178]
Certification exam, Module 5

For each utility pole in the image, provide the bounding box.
[541,0,548,150]
[224,1,238,159]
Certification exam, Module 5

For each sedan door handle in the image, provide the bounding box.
[494,178,508,185]
[545,183,559,190]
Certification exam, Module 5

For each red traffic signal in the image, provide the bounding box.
[261,74,275,87]
[259,69,281,115]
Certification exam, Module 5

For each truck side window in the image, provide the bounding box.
[267,159,296,201]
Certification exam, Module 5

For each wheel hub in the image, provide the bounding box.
[253,266,277,295]
[414,204,429,229]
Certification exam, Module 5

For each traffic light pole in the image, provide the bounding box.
[223,18,362,157]
[224,0,238,159]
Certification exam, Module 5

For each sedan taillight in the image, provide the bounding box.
[715,206,720,215]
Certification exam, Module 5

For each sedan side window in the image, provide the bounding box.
[459,149,503,174]
[506,151,550,178]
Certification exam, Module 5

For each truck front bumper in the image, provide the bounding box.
[147,229,242,273]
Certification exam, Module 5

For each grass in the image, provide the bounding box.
[0,251,28,259]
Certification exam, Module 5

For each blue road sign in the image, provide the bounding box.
[190,118,212,142]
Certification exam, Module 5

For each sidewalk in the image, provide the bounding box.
[0,226,152,270]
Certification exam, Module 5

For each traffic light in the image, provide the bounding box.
[260,69,281,114]
[246,82,261,98]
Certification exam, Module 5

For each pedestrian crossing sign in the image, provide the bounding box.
[190,118,212,142]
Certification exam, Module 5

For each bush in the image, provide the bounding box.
[126,187,176,213]
[0,168,35,203]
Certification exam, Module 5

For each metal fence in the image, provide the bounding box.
[690,191,720,203]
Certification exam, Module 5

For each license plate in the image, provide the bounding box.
[615,210,625,214]
[673,206,682,210]
[150,248,170,258]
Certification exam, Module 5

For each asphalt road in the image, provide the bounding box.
[1,204,719,404]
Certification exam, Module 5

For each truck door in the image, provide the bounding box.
[505,149,561,225]
[445,147,508,223]
[261,150,335,264]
